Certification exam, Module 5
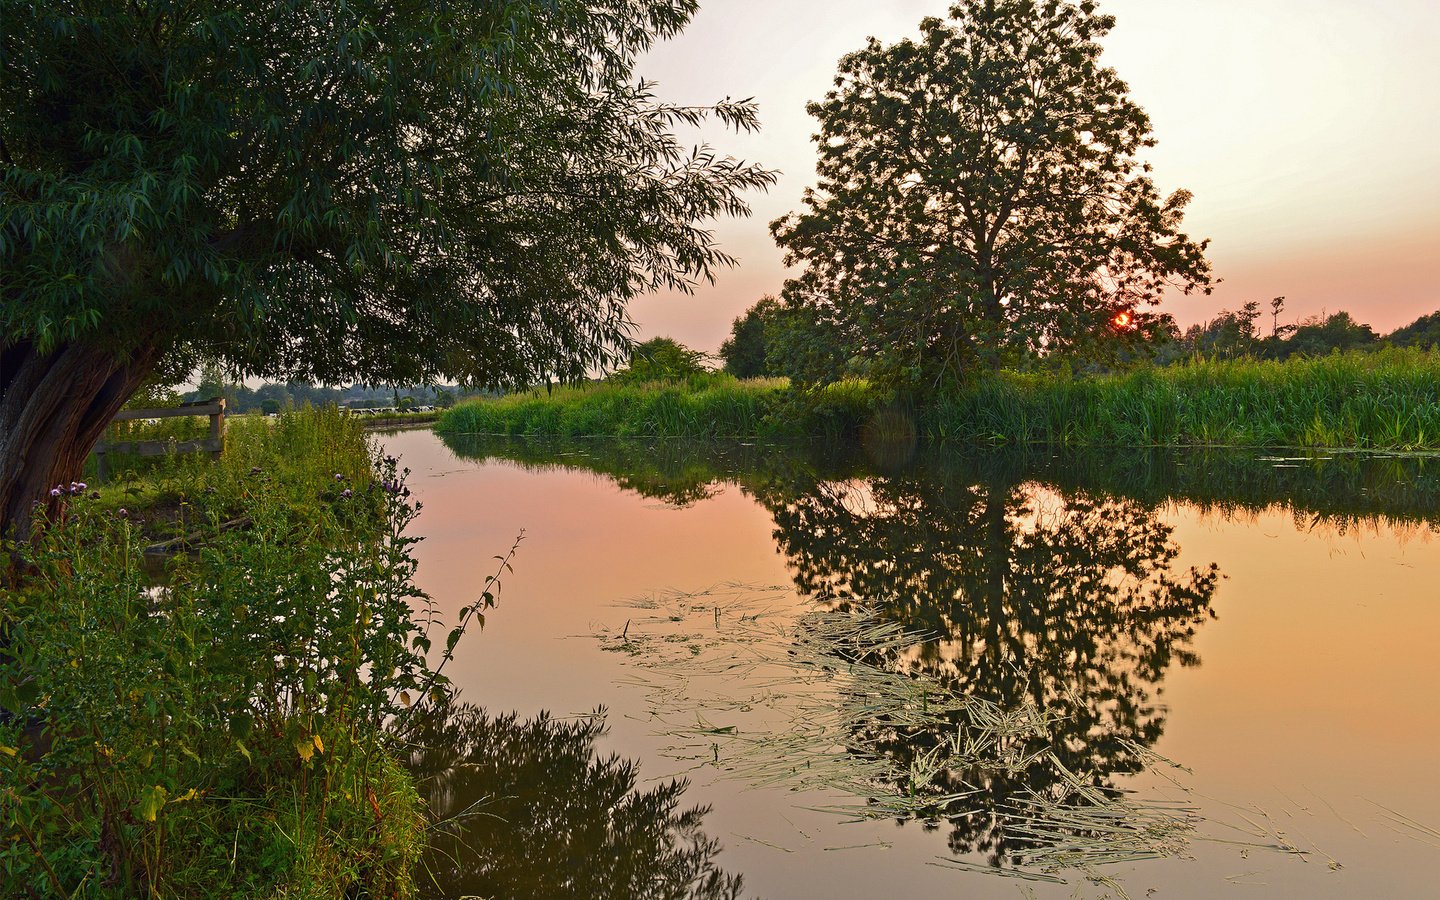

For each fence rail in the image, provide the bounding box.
[96,398,226,480]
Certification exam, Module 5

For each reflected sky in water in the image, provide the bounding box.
[390,429,1440,897]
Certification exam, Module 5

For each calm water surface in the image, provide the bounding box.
[383,428,1440,898]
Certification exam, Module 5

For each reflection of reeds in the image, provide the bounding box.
[595,584,1210,885]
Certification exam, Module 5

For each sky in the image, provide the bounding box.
[625,0,1440,354]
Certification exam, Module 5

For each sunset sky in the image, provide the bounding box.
[628,0,1440,354]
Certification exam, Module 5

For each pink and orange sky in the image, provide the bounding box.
[627,0,1440,353]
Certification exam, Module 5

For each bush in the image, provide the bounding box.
[0,409,471,896]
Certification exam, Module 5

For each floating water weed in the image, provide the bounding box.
[592,584,1223,886]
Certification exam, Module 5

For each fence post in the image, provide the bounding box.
[208,397,226,458]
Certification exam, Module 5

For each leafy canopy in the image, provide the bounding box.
[770,0,1213,391]
[612,336,708,383]
[718,295,778,378]
[1,0,774,386]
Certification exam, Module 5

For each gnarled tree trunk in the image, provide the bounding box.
[1,338,162,543]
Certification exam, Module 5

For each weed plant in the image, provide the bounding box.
[0,408,477,897]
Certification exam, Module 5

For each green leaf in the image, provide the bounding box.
[138,785,168,823]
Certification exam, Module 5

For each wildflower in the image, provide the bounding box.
[249,466,262,476]
[334,472,345,481]
[90,491,100,500]
[118,508,129,519]
[340,489,353,499]
[49,487,62,497]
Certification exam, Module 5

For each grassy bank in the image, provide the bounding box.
[439,349,1440,450]
[437,374,800,438]
[1,408,452,896]
[932,348,1440,449]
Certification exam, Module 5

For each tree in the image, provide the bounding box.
[718,296,779,378]
[612,337,709,383]
[1387,310,1440,351]
[0,0,773,539]
[1183,301,1262,360]
[770,0,1212,392]
[1280,311,1378,358]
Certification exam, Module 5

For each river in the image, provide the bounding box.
[382,427,1440,898]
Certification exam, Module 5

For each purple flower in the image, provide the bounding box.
[90,491,101,500]
[49,487,62,497]
[118,508,129,518]
[249,466,262,476]
[340,488,353,499]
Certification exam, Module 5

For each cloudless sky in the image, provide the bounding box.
[627,0,1440,353]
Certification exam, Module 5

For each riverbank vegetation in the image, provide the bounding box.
[0,408,474,895]
[438,345,1440,451]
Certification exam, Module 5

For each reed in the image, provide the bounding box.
[437,374,796,439]
[928,348,1440,450]
[438,349,1440,450]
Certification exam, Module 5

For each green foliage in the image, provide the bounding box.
[770,0,1212,391]
[718,296,778,378]
[612,337,710,384]
[928,348,1440,450]
[0,409,472,895]
[1387,310,1440,350]
[441,349,1440,450]
[1,0,773,387]
[1281,311,1379,357]
[438,375,792,439]
[761,298,865,387]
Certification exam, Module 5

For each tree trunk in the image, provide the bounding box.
[1,339,162,544]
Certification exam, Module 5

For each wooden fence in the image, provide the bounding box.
[95,398,226,480]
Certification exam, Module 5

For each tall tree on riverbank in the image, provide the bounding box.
[0,0,773,540]
[771,0,1213,391]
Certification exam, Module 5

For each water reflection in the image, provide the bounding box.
[750,468,1218,864]
[433,434,1440,880]
[403,703,744,899]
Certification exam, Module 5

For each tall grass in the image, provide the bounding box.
[438,374,796,438]
[2,407,443,896]
[439,351,1440,451]
[929,348,1440,450]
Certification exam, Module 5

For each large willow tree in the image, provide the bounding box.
[0,0,773,538]
[771,0,1213,391]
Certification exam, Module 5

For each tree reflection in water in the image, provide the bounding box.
[403,703,744,899]
[750,466,1220,865]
